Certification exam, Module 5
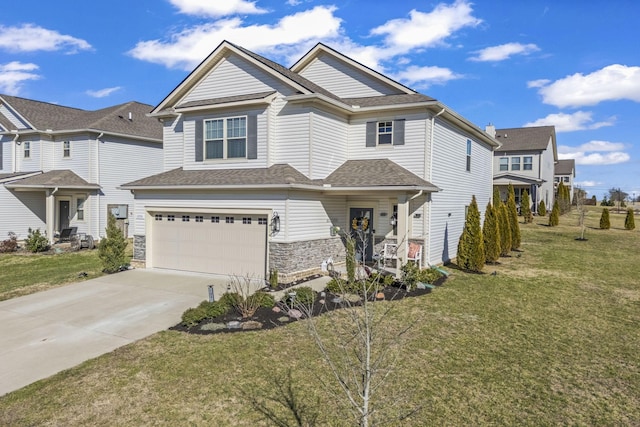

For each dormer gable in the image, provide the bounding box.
[291,43,415,98]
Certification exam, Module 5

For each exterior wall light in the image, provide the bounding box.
[271,212,281,234]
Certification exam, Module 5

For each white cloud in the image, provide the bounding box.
[531,64,640,108]
[0,24,91,53]
[558,140,630,165]
[287,0,302,5]
[469,42,539,62]
[0,61,40,95]
[86,86,122,98]
[574,180,600,188]
[523,111,614,132]
[391,65,463,89]
[169,0,267,17]
[370,0,481,53]
[527,79,550,88]
[128,6,341,69]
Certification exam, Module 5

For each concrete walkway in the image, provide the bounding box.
[0,269,228,396]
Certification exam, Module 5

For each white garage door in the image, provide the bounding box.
[151,212,268,278]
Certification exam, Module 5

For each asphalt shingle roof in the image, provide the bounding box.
[0,95,162,140]
[555,159,575,175]
[177,91,276,109]
[324,159,437,188]
[4,170,100,189]
[494,126,555,152]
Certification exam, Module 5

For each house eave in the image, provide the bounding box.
[173,93,278,114]
[119,183,441,192]
[1,128,161,143]
[5,183,101,191]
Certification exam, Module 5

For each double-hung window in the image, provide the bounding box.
[76,198,85,220]
[204,116,247,160]
[63,141,71,157]
[523,156,533,170]
[511,157,520,171]
[24,141,30,158]
[466,139,471,171]
[377,121,393,145]
[499,157,508,171]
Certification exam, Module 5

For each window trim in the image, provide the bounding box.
[204,115,247,160]
[76,197,85,221]
[466,139,471,172]
[511,156,521,171]
[377,121,393,145]
[523,156,533,171]
[24,141,30,158]
[63,141,71,158]
[499,157,508,171]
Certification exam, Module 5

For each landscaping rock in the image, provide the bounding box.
[200,322,226,332]
[344,293,362,303]
[277,316,290,323]
[375,292,385,300]
[288,309,303,319]
[226,320,241,329]
[242,321,263,330]
[272,306,281,313]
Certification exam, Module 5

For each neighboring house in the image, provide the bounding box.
[554,159,575,202]
[489,125,557,213]
[122,41,499,282]
[0,95,163,243]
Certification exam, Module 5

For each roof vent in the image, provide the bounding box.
[128,112,132,121]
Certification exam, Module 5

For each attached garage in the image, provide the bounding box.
[149,210,268,278]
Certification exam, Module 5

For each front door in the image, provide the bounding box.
[59,201,70,231]
[349,208,373,263]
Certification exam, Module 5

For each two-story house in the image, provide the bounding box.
[0,95,163,243]
[122,41,499,282]
[554,159,576,202]
[488,125,557,213]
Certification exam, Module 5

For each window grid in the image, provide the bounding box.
[155,214,163,221]
[182,215,190,222]
[77,198,85,221]
[523,156,533,171]
[195,215,204,222]
[242,217,252,224]
[24,141,30,158]
[167,215,175,221]
[258,218,267,225]
[226,216,234,224]
[499,157,508,171]
[377,121,393,145]
[466,140,471,172]
[204,116,247,160]
[63,141,70,157]
[211,216,220,223]
[511,157,521,171]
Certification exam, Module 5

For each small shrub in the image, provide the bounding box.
[219,292,242,309]
[538,200,547,216]
[197,300,229,318]
[417,267,443,284]
[269,269,279,289]
[247,291,276,308]
[0,232,18,253]
[282,286,316,307]
[624,208,635,230]
[98,212,127,273]
[599,208,610,230]
[549,200,560,227]
[401,262,421,290]
[181,307,208,327]
[326,277,359,294]
[25,228,49,253]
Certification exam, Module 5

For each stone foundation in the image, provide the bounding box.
[133,235,146,264]
[269,237,346,284]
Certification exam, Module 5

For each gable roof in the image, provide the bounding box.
[4,170,100,190]
[493,173,544,185]
[0,95,162,141]
[555,159,575,176]
[494,126,557,154]
[121,160,438,193]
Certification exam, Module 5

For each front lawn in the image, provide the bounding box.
[0,210,638,425]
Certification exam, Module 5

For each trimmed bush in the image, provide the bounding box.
[507,184,521,250]
[521,190,533,223]
[600,208,611,230]
[549,200,560,226]
[181,307,208,327]
[0,232,18,253]
[98,212,127,273]
[218,292,242,309]
[538,200,547,216]
[483,202,500,264]
[416,267,443,284]
[624,208,635,230]
[25,228,49,253]
[499,203,511,257]
[198,300,230,318]
[281,286,315,307]
[247,291,276,308]
[457,195,484,272]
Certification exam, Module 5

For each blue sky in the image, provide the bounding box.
[1,0,639,199]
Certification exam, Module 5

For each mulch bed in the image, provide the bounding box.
[170,276,446,335]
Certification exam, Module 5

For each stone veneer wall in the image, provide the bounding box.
[270,237,346,284]
[132,235,146,268]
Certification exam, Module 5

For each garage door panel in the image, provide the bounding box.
[151,212,267,278]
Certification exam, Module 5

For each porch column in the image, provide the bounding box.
[396,195,409,278]
[45,190,56,243]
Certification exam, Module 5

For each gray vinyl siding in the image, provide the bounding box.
[428,117,493,266]
[163,117,184,171]
[540,139,556,207]
[183,55,296,104]
[309,109,348,179]
[0,186,46,240]
[0,136,7,171]
[298,53,403,98]
[97,136,163,238]
[0,104,29,129]
[182,107,268,170]
[274,105,311,175]
[348,113,429,178]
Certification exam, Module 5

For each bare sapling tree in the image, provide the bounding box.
[575,186,588,240]
[293,228,420,426]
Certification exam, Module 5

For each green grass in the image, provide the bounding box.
[0,250,104,301]
[0,210,638,426]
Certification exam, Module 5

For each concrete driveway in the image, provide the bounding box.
[0,269,229,396]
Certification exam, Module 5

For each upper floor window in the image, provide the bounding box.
[204,116,246,160]
[77,198,85,220]
[466,139,471,172]
[377,121,393,145]
[554,177,560,183]
[563,176,569,183]
[24,141,30,158]
[511,157,520,171]
[523,156,533,170]
[63,141,70,157]
[499,157,508,171]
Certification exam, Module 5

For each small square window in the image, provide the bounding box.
[258,218,267,225]
[167,215,175,222]
[63,141,71,158]
[24,141,30,158]
[211,216,220,223]
[563,176,569,183]
[182,215,190,222]
[155,214,163,221]
[377,121,393,145]
[243,217,252,224]
[226,216,234,224]
[195,215,203,222]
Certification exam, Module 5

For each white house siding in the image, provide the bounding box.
[162,117,184,171]
[0,136,10,171]
[285,192,342,242]
[0,187,46,240]
[347,113,428,178]
[15,135,41,173]
[493,150,543,179]
[49,135,91,179]
[540,139,555,207]
[274,105,311,175]
[97,136,163,238]
[0,104,28,129]
[298,53,402,98]
[429,118,493,266]
[309,109,348,179]
[184,56,283,103]
[181,107,269,171]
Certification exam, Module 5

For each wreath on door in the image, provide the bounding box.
[351,216,369,231]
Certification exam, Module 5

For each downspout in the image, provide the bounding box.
[96,132,103,239]
[427,108,445,265]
